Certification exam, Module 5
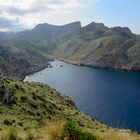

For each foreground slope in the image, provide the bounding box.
[0,77,139,139]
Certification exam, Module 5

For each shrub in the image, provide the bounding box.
[18,122,23,127]
[79,131,98,140]
[63,121,82,139]
[3,119,13,126]
[14,84,19,89]
[63,121,98,140]
[20,96,27,102]
[47,121,64,139]
[26,131,34,140]
[6,128,18,140]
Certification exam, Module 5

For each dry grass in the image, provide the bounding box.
[36,121,65,140]
[35,121,140,140]
[93,129,140,140]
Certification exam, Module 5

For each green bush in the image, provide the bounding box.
[3,119,13,126]
[63,121,82,139]
[26,131,34,140]
[6,128,18,140]
[62,121,98,140]
[20,96,27,102]
[79,132,98,140]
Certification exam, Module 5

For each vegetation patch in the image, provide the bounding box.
[0,78,139,140]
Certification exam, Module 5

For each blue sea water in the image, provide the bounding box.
[25,60,140,133]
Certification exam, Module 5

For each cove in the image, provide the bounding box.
[25,60,140,133]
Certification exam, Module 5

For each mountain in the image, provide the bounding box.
[0,32,14,39]
[0,22,82,78]
[0,39,50,79]
[0,21,140,79]
[12,21,81,42]
[51,22,140,71]
[0,77,139,139]
[0,22,140,139]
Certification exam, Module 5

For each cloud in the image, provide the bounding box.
[0,17,24,32]
[0,0,98,32]
[1,6,50,16]
[0,17,13,28]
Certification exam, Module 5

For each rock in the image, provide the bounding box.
[78,121,84,127]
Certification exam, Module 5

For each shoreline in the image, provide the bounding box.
[21,60,54,80]
[23,60,139,134]
[58,59,140,72]
[23,58,140,81]
[21,64,49,80]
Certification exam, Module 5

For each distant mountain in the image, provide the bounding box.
[12,21,81,41]
[0,21,82,78]
[0,32,15,39]
[51,22,140,71]
[0,21,140,77]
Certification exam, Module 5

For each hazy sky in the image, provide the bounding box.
[0,0,140,33]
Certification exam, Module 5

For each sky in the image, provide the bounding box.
[0,0,140,33]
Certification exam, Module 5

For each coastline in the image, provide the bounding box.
[23,60,139,134]
[23,56,140,79]
[1,78,139,139]
[20,60,54,80]
[20,64,49,80]
[58,59,140,72]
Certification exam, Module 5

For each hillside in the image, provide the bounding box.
[13,21,81,40]
[0,77,139,140]
[0,39,50,79]
[0,22,81,78]
[0,21,140,139]
[10,21,81,49]
[0,21,140,76]
[51,22,140,71]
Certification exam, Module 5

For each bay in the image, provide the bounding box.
[25,60,140,133]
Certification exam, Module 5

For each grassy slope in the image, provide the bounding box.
[0,78,139,139]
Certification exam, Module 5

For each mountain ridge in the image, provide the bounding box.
[0,21,140,77]
[50,22,140,71]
